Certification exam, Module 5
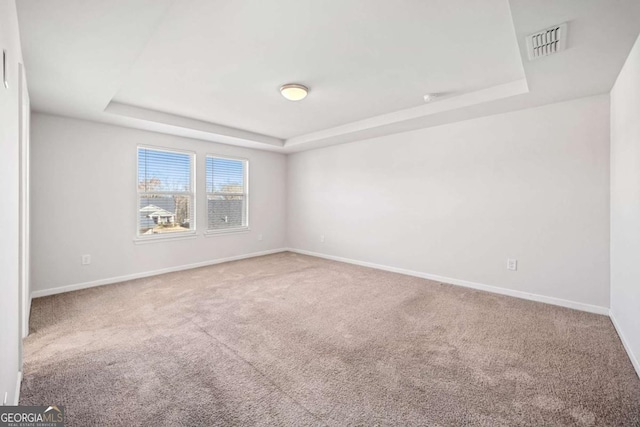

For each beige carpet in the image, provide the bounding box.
[21,252,640,426]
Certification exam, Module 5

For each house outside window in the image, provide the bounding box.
[137,146,195,238]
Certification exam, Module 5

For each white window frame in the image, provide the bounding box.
[205,154,249,235]
[136,145,196,242]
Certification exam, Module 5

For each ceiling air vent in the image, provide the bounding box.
[526,23,567,61]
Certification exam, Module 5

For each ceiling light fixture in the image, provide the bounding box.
[280,83,309,101]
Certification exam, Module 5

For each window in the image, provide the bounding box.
[206,155,248,232]
[137,147,195,238]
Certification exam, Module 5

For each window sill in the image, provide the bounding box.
[204,227,250,237]
[134,232,198,244]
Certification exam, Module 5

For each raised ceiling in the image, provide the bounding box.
[16,0,640,152]
[111,0,524,138]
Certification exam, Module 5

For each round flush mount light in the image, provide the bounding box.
[280,83,309,101]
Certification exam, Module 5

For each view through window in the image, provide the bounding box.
[206,156,248,231]
[138,147,194,237]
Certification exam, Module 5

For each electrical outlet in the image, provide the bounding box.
[320,234,325,243]
[81,254,91,265]
[257,233,263,241]
[507,258,518,271]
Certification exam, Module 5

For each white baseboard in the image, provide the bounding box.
[31,248,288,299]
[609,311,640,378]
[14,371,22,405]
[287,248,610,315]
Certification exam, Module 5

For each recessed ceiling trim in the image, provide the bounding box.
[104,101,284,147]
[285,79,529,149]
[103,80,528,153]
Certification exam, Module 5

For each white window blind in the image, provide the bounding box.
[206,156,248,232]
[137,147,195,237]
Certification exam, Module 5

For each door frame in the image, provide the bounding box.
[18,62,30,345]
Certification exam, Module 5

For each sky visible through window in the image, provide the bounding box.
[207,157,244,193]
[137,149,244,193]
[138,148,192,192]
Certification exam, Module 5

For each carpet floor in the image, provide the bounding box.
[21,252,640,426]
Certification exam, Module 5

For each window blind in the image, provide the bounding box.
[137,147,194,237]
[206,156,248,231]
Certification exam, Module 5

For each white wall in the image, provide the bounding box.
[0,0,24,405]
[611,33,640,375]
[288,95,611,310]
[30,114,287,294]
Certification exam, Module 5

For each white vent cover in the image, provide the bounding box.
[526,23,567,60]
